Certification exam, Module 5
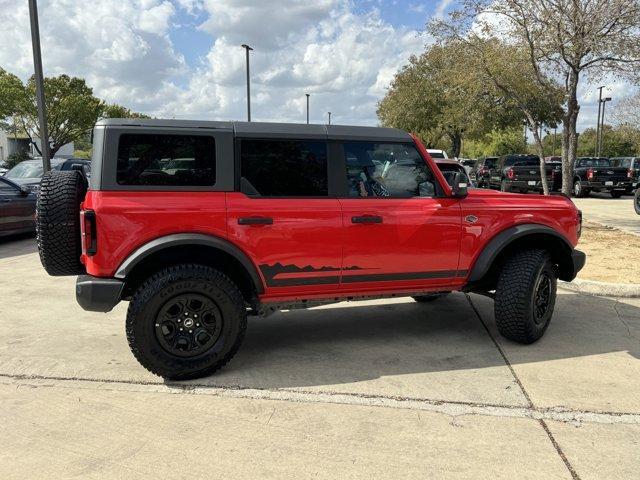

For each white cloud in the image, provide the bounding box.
[0,0,424,125]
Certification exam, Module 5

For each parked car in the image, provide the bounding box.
[475,157,497,188]
[635,188,640,215]
[35,119,584,380]
[488,154,559,193]
[459,159,478,182]
[5,158,91,190]
[572,157,632,198]
[427,149,449,159]
[610,157,639,191]
[0,176,36,237]
[435,159,474,187]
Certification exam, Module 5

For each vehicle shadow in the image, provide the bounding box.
[180,292,639,390]
[0,233,37,260]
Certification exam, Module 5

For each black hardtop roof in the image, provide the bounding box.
[95,118,412,142]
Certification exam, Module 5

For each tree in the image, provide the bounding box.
[465,127,528,157]
[377,42,523,157]
[612,92,640,128]
[101,103,150,119]
[434,0,640,195]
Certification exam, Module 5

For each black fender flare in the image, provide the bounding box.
[468,224,573,283]
[114,233,264,294]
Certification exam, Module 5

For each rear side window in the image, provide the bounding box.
[116,134,216,186]
[240,139,328,196]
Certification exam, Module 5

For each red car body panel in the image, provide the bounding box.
[81,135,580,304]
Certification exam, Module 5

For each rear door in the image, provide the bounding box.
[0,178,34,233]
[226,136,343,299]
[337,141,463,294]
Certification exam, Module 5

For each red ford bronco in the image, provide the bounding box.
[36,119,585,379]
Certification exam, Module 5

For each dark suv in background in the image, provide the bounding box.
[610,157,639,192]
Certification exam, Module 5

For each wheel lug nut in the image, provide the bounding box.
[189,330,193,333]
[179,328,183,331]
[194,314,198,318]
[155,323,159,327]
[196,323,200,327]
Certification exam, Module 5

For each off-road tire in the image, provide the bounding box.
[494,249,557,344]
[413,292,450,303]
[500,180,510,192]
[634,189,640,215]
[36,170,87,276]
[610,190,623,199]
[126,264,247,380]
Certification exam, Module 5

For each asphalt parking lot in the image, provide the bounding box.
[0,236,639,479]
[572,194,639,235]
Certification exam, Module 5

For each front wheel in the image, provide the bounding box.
[126,264,247,380]
[494,249,557,344]
[634,189,640,215]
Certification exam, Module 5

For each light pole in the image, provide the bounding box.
[28,0,51,171]
[595,86,604,156]
[598,96,612,156]
[241,44,253,122]
[327,112,331,125]
[305,94,310,124]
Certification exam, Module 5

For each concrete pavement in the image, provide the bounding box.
[1,236,639,479]
[572,195,639,235]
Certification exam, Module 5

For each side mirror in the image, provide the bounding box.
[19,186,30,197]
[451,172,468,198]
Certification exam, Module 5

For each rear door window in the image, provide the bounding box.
[116,134,216,186]
[240,139,328,197]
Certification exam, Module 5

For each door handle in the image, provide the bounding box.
[351,215,382,224]
[238,216,273,225]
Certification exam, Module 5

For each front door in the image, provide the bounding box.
[337,141,463,294]
[226,138,343,300]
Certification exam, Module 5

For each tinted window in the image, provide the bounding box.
[437,164,470,188]
[344,142,435,198]
[240,139,328,197]
[503,156,540,167]
[610,158,631,168]
[116,134,215,186]
[578,158,611,168]
[483,158,497,169]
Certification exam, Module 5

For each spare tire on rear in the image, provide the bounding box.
[36,169,87,276]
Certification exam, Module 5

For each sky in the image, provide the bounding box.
[0,0,632,132]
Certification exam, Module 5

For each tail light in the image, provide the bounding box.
[506,168,515,179]
[587,168,594,180]
[80,210,97,256]
[628,168,636,178]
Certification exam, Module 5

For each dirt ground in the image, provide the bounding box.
[576,222,640,284]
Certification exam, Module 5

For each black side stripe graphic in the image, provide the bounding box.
[259,263,468,287]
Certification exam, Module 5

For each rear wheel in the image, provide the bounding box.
[36,170,87,276]
[634,189,640,215]
[413,292,450,303]
[610,190,623,198]
[126,264,247,380]
[494,249,557,344]
[573,179,588,198]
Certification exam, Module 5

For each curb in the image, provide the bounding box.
[559,279,640,298]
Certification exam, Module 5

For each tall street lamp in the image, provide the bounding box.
[327,112,331,125]
[598,96,612,156]
[305,94,310,124]
[28,0,51,171]
[241,44,253,122]
[595,86,604,156]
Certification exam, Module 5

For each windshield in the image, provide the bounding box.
[578,158,611,167]
[6,160,63,179]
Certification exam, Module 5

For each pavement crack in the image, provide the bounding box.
[613,300,640,345]
[465,294,582,480]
